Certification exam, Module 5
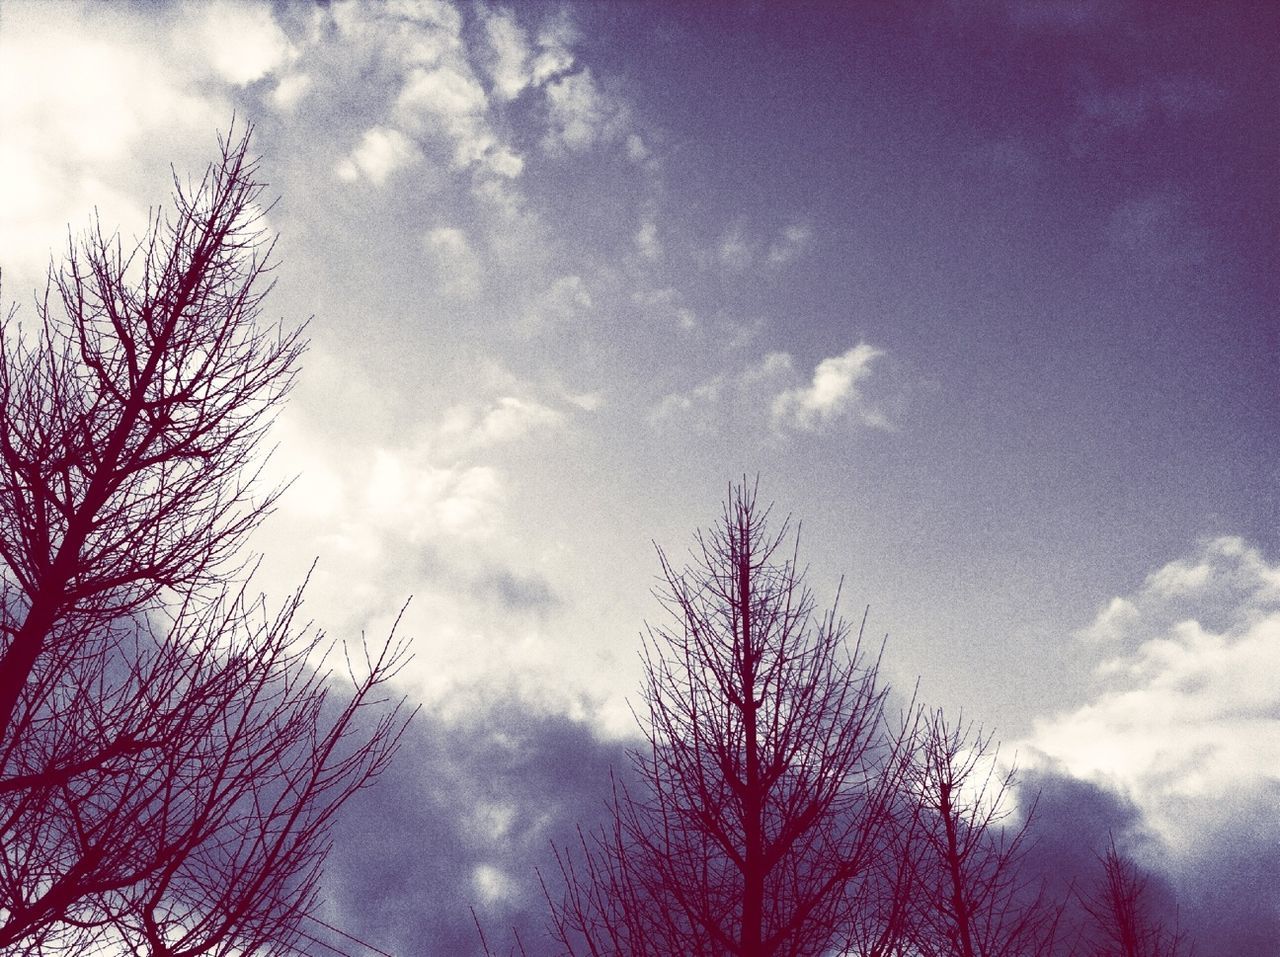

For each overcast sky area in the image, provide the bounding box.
[1,1,1276,954]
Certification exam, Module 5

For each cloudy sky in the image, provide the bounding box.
[1,1,1276,954]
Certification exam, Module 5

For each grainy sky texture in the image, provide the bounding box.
[0,1,1276,954]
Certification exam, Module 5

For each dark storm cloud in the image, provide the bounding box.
[1019,763,1152,900]
[317,691,634,957]
[1018,766,1280,957]
[1169,781,1280,957]
[313,697,1278,957]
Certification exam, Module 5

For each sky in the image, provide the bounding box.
[0,1,1276,954]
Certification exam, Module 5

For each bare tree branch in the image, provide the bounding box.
[0,124,415,956]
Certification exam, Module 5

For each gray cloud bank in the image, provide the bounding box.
[311,693,1276,957]
[318,693,633,957]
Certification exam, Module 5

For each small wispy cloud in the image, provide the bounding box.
[521,274,594,335]
[717,225,753,272]
[713,221,814,273]
[650,343,888,436]
[635,218,662,260]
[435,396,566,453]
[766,223,812,266]
[771,343,887,433]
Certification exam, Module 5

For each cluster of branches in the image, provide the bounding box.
[544,483,1193,957]
[0,127,413,955]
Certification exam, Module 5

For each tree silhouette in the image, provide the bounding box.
[903,711,1060,957]
[0,126,413,955]
[1079,839,1191,957]
[546,482,911,957]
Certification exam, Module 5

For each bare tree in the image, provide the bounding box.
[546,482,911,957]
[1078,840,1191,957]
[0,126,413,955]
[904,711,1059,957]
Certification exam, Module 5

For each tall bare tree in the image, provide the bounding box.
[0,126,413,955]
[547,483,911,957]
[903,711,1060,957]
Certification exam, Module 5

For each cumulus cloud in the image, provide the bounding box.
[257,413,576,703]
[319,0,529,186]
[336,125,422,185]
[193,0,295,86]
[771,344,887,433]
[0,3,223,291]
[1027,537,1280,853]
[270,71,313,111]
[395,64,524,176]
[1019,756,1280,956]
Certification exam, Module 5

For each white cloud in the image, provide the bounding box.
[435,396,565,454]
[1027,537,1280,852]
[747,350,795,381]
[336,126,421,185]
[529,18,576,86]
[649,376,727,429]
[626,134,651,164]
[318,1,528,184]
[360,451,503,542]
[193,0,295,86]
[565,391,604,412]
[632,287,697,332]
[254,392,578,706]
[771,344,887,433]
[270,72,313,111]
[542,68,626,154]
[652,346,892,437]
[0,2,223,292]
[714,222,810,272]
[480,8,532,101]
[400,63,488,118]
[472,863,515,904]
[1076,595,1140,643]
[394,64,525,177]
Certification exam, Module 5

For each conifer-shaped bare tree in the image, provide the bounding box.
[547,483,911,957]
[1079,840,1191,957]
[903,711,1060,957]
